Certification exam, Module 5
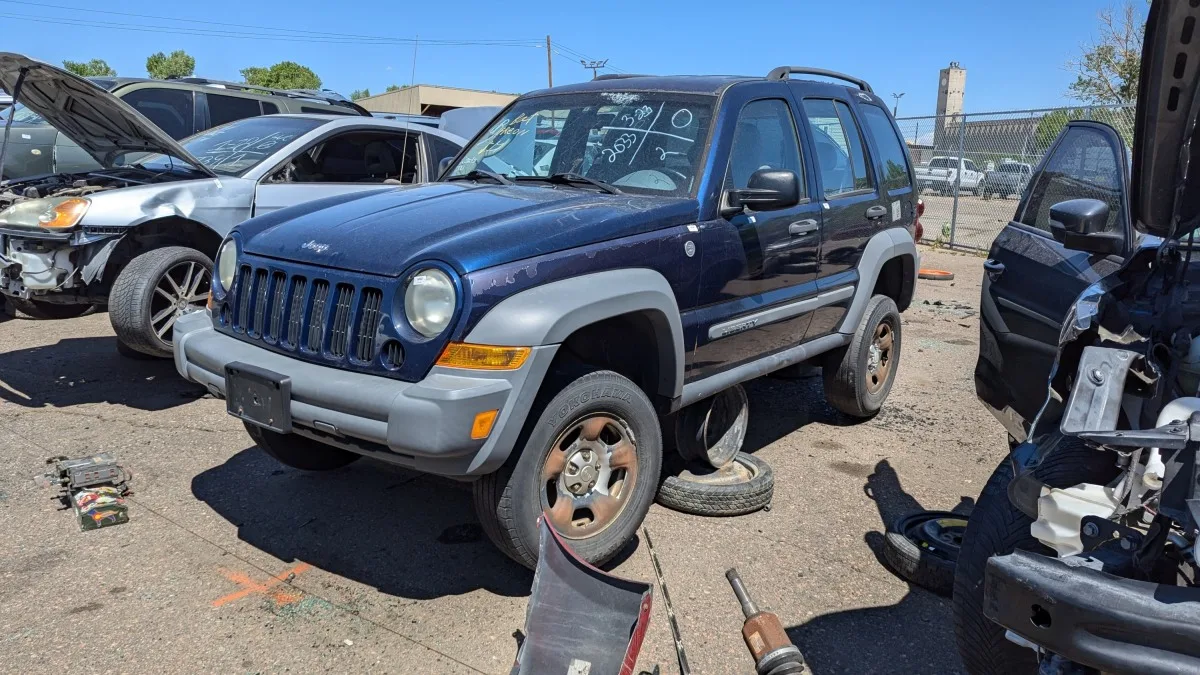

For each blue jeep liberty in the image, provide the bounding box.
[174,67,921,567]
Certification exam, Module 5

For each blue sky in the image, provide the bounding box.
[2,0,1136,117]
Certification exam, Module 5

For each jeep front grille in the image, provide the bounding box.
[225,265,386,365]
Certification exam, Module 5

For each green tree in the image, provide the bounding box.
[61,59,116,77]
[350,88,370,100]
[145,50,195,79]
[1033,108,1079,152]
[385,84,401,92]
[240,62,321,90]
[1067,2,1145,105]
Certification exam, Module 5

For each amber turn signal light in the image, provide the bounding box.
[436,343,530,370]
[39,198,89,229]
[471,409,499,440]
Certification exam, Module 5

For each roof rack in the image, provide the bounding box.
[593,73,650,81]
[765,67,873,93]
[166,77,371,115]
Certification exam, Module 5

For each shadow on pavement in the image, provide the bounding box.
[194,446,547,600]
[785,460,974,673]
[0,335,203,411]
[741,373,868,454]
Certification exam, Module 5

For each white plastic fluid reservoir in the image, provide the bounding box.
[1031,483,1122,556]
[1146,397,1200,489]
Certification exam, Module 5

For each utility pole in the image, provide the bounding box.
[891,92,905,117]
[546,36,553,87]
[581,59,608,80]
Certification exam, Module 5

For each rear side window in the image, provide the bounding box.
[802,99,872,198]
[120,88,194,139]
[261,101,279,115]
[725,99,805,194]
[208,94,263,127]
[427,135,462,169]
[1019,126,1125,235]
[859,105,911,193]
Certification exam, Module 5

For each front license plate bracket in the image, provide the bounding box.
[225,362,292,433]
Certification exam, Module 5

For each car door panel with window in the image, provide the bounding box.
[975,121,1131,438]
[254,130,426,216]
[687,96,823,380]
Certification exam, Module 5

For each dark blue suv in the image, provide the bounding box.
[174,67,921,567]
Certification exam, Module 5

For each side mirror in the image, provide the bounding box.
[722,169,801,217]
[1049,199,1123,255]
[438,156,455,177]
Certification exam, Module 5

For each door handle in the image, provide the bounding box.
[789,219,819,236]
[983,259,1005,276]
[865,205,888,220]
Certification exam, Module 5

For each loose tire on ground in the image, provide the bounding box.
[8,298,93,320]
[244,422,362,471]
[882,510,967,596]
[110,246,212,358]
[823,294,902,418]
[918,269,955,281]
[473,369,662,569]
[952,433,1120,675]
[656,452,773,517]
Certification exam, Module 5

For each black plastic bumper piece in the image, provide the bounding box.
[984,550,1200,675]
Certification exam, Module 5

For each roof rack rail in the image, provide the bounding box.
[765,67,873,93]
[593,73,649,81]
[166,77,371,115]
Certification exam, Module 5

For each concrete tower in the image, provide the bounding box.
[935,61,966,151]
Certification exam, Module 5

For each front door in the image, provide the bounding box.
[254,129,425,216]
[975,121,1132,439]
[687,97,822,380]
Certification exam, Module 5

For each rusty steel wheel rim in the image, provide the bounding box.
[866,320,894,394]
[539,413,639,540]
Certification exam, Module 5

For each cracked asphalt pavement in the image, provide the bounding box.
[0,247,1001,674]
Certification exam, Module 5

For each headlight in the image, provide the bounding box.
[404,268,456,337]
[216,238,238,292]
[0,197,90,230]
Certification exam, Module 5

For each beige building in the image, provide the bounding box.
[934,61,967,150]
[356,84,517,117]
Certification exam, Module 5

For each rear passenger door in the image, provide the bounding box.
[253,128,425,216]
[797,97,888,283]
[202,93,270,131]
[975,121,1131,438]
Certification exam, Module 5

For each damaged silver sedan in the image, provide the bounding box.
[0,53,465,357]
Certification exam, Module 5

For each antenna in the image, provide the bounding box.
[580,59,608,80]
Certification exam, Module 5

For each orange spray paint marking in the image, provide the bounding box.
[212,563,311,608]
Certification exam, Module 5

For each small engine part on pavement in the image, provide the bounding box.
[38,453,132,531]
[726,568,806,675]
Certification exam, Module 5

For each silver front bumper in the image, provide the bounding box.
[173,311,556,477]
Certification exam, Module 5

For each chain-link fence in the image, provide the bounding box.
[895,104,1135,251]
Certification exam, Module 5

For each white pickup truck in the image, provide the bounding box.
[915,156,984,195]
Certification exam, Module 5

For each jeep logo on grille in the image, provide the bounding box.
[301,240,330,254]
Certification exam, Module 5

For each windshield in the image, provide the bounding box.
[998,163,1026,174]
[447,91,715,196]
[6,102,47,127]
[130,116,324,177]
[929,158,957,168]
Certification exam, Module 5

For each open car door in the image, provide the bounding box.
[974,121,1133,440]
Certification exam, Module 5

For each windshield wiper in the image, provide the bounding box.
[514,173,623,195]
[445,168,513,186]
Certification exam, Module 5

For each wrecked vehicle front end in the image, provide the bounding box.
[974,2,1200,671]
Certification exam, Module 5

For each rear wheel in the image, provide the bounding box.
[110,246,212,358]
[473,369,661,569]
[952,433,1120,675]
[824,295,901,418]
[7,298,93,320]
[243,422,362,471]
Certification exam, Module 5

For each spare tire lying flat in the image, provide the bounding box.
[656,453,773,517]
[882,510,968,596]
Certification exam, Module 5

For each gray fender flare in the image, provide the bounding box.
[838,227,918,334]
[465,268,686,400]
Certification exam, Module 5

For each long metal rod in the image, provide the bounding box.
[949,115,967,246]
[0,67,28,182]
[725,568,759,619]
[644,527,691,675]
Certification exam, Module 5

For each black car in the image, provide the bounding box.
[958,2,1200,673]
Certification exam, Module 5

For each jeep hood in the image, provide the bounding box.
[0,53,215,176]
[238,183,697,275]
[1131,0,1200,237]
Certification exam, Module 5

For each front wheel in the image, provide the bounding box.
[952,433,1120,675]
[110,246,212,358]
[473,369,662,569]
